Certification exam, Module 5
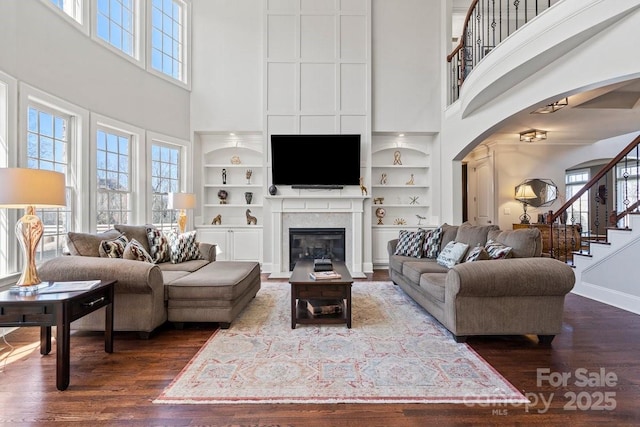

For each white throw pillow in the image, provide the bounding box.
[436,241,470,268]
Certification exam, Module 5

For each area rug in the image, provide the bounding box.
[154,281,528,404]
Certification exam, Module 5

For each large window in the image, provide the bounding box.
[96,0,137,57]
[96,128,131,231]
[150,0,186,82]
[151,143,181,231]
[49,0,83,24]
[565,169,590,229]
[26,105,73,261]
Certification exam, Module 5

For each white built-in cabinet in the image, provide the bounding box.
[370,133,433,266]
[195,133,264,263]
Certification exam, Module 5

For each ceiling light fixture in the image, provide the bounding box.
[519,129,547,142]
[532,97,568,114]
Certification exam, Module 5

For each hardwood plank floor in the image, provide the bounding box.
[1,271,639,426]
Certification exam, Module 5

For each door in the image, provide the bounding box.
[471,155,495,226]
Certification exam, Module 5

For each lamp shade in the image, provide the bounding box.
[0,168,66,208]
[514,184,537,202]
[168,192,196,210]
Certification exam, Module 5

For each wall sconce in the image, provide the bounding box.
[532,97,568,114]
[168,192,196,233]
[514,183,537,224]
[519,129,547,142]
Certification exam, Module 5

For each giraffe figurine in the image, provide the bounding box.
[359,177,368,196]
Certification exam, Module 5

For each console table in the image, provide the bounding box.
[513,223,581,261]
[0,280,115,390]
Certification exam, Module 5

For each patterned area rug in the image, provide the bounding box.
[154,282,528,404]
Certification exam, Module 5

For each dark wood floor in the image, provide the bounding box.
[1,271,639,426]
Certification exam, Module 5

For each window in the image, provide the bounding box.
[96,128,131,231]
[26,105,73,262]
[616,159,640,226]
[49,0,83,23]
[565,169,589,229]
[151,143,181,231]
[150,0,186,82]
[96,0,136,57]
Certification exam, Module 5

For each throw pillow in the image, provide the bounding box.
[123,238,154,263]
[146,226,170,263]
[422,227,443,259]
[485,239,513,259]
[168,230,202,264]
[464,244,490,262]
[98,234,129,259]
[436,241,470,268]
[393,229,426,258]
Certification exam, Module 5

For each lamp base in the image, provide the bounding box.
[177,210,187,234]
[15,207,44,287]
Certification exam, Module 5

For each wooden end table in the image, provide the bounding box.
[0,280,116,390]
[289,260,353,329]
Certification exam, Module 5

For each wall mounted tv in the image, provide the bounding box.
[270,134,361,189]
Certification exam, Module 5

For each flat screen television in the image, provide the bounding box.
[270,134,361,189]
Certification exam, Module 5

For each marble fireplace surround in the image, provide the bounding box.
[268,196,367,278]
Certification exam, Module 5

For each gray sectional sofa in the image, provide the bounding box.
[388,223,575,344]
[38,224,261,338]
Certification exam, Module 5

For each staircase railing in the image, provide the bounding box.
[447,0,560,104]
[545,134,640,262]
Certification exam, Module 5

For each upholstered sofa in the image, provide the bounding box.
[388,223,575,344]
[38,224,261,338]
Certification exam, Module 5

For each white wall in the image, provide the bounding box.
[190,0,263,132]
[0,1,191,140]
[372,0,441,132]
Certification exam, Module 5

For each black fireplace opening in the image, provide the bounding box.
[289,228,346,271]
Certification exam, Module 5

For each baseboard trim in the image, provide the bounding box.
[572,282,640,315]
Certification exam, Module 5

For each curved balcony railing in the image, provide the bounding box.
[447,0,560,104]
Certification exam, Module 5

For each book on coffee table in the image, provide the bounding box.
[309,271,342,280]
[305,299,343,315]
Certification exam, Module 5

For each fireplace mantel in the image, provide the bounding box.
[268,195,367,278]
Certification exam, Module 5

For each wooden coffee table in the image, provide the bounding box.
[289,260,353,329]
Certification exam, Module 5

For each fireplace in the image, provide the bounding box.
[289,228,346,271]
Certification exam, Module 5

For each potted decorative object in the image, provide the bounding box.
[217,189,228,204]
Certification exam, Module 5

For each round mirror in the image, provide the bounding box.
[515,178,557,208]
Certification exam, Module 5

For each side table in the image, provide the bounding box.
[0,280,115,390]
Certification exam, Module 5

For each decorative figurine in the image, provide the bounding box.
[406,174,414,185]
[410,196,419,205]
[374,197,384,204]
[393,150,402,165]
[246,209,257,225]
[244,191,253,204]
[268,184,278,196]
[211,214,222,225]
[416,214,426,225]
[222,168,227,185]
[231,155,241,164]
[246,169,252,184]
[380,172,387,185]
[375,207,386,225]
[359,177,368,196]
[394,218,406,225]
[217,189,228,204]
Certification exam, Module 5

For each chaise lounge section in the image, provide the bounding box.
[38,225,261,337]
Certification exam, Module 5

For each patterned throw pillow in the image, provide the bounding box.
[464,244,490,262]
[422,227,443,259]
[436,241,470,268]
[98,234,129,258]
[146,226,170,263]
[484,239,513,259]
[168,230,202,264]
[123,238,154,263]
[393,229,426,258]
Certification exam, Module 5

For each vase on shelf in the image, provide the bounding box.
[244,192,253,204]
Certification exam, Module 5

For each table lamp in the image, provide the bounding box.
[168,192,196,233]
[514,183,537,224]
[0,168,66,288]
